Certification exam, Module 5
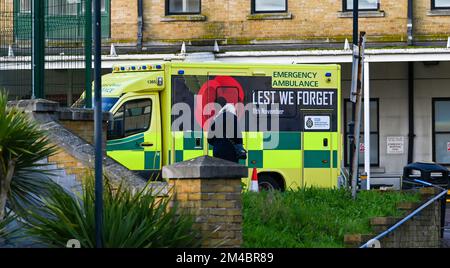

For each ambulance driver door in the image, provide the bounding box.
[302,114,333,188]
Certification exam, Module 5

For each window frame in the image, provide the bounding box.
[109,98,153,140]
[343,98,380,167]
[432,98,450,165]
[431,0,450,9]
[47,0,79,16]
[19,0,31,13]
[343,0,380,12]
[251,0,288,14]
[166,0,201,15]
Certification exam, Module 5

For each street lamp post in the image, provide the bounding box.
[93,0,103,248]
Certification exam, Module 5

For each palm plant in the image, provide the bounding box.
[24,176,202,248]
[0,211,15,240]
[0,91,56,221]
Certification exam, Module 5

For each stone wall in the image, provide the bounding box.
[345,188,444,248]
[6,99,160,193]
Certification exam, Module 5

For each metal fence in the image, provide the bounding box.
[0,0,108,106]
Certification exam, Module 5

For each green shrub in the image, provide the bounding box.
[0,211,16,240]
[243,188,420,248]
[0,90,56,220]
[22,176,202,248]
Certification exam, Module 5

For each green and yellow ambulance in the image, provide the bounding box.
[83,62,342,190]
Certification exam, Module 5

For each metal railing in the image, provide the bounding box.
[360,179,448,248]
[0,0,106,106]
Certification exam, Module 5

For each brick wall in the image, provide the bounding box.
[112,0,409,44]
[345,188,444,248]
[59,120,107,152]
[109,0,450,45]
[163,156,247,248]
[414,0,450,41]
[47,147,89,181]
[110,0,138,42]
[169,178,242,248]
[1,0,14,45]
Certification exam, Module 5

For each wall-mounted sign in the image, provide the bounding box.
[304,115,330,130]
[387,136,404,154]
[359,143,365,153]
[447,142,450,152]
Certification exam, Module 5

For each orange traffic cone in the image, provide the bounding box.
[250,168,259,192]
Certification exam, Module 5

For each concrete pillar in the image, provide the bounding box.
[162,156,248,248]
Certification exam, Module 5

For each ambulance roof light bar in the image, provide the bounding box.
[112,64,165,73]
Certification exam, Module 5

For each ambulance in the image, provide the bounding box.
[79,62,342,190]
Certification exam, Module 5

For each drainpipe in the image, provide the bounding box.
[137,0,143,51]
[407,0,413,45]
[407,62,415,164]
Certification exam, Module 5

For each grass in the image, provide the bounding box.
[242,188,420,248]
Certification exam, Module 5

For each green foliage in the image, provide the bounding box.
[242,188,420,248]
[23,176,202,248]
[0,211,16,240]
[0,90,56,215]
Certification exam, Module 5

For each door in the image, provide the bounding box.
[302,114,333,187]
[106,95,161,179]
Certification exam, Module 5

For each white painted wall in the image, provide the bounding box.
[342,61,450,174]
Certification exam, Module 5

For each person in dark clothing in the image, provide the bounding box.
[207,97,244,163]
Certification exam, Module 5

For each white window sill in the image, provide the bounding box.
[338,10,385,18]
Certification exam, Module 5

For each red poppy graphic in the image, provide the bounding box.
[194,76,245,130]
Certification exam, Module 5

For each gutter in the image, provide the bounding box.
[137,0,143,51]
[407,0,414,45]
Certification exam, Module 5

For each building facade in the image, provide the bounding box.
[109,0,449,45]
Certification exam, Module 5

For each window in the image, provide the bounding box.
[167,0,200,15]
[433,99,450,164]
[252,0,287,13]
[344,99,379,166]
[48,0,78,16]
[19,0,31,13]
[344,0,380,11]
[432,0,450,9]
[108,99,152,140]
[82,0,106,13]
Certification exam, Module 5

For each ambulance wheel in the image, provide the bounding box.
[258,173,283,191]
